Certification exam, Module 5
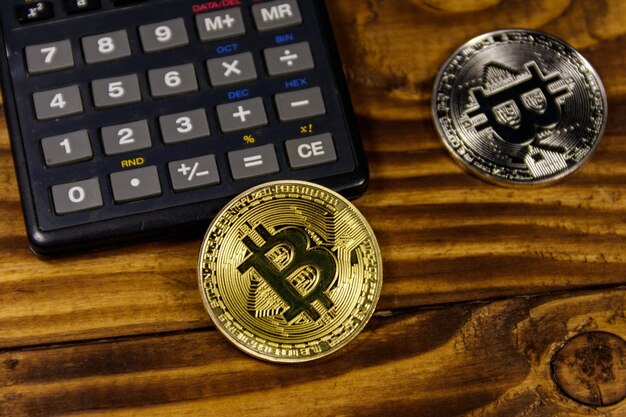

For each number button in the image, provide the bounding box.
[159,109,210,144]
[25,40,74,75]
[33,85,83,121]
[51,178,103,215]
[139,18,189,53]
[101,120,151,155]
[42,130,92,167]
[148,64,198,98]
[81,30,131,64]
[92,74,141,109]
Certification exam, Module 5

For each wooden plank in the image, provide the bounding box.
[0,0,625,350]
[1,288,625,417]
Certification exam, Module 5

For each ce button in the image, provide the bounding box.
[286,133,337,169]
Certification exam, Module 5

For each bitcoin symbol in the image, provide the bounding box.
[466,61,571,146]
[238,225,336,322]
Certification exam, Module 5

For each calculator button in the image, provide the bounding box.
[110,166,161,203]
[63,0,101,14]
[169,155,220,191]
[33,85,84,121]
[228,144,279,180]
[139,18,189,53]
[82,30,131,64]
[51,178,103,215]
[92,73,141,109]
[252,0,302,32]
[16,2,54,24]
[217,98,268,133]
[264,42,314,76]
[25,40,74,75]
[159,109,210,144]
[42,130,93,167]
[285,133,337,169]
[196,8,245,42]
[207,52,257,87]
[275,87,326,121]
[148,64,198,98]
[101,120,151,155]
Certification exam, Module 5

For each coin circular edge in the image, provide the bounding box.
[431,28,609,187]
[197,180,383,363]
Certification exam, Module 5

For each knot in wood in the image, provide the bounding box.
[552,331,626,407]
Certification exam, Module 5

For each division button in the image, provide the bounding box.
[51,178,103,215]
[207,52,257,87]
[110,166,161,203]
[264,42,314,76]
[42,130,93,167]
[25,40,74,75]
[252,0,302,32]
[275,87,326,121]
[285,133,337,169]
[196,8,245,42]
[33,85,83,121]
[168,155,220,191]
[216,97,268,132]
[228,144,279,180]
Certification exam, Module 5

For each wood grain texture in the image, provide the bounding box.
[1,289,625,417]
[0,0,625,415]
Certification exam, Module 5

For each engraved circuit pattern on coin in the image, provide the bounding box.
[433,29,607,186]
[198,181,382,362]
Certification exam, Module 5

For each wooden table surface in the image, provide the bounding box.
[1,1,626,416]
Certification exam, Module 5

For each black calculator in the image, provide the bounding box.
[0,0,368,255]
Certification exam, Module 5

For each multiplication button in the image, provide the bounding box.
[196,8,245,42]
[51,178,103,215]
[169,155,220,191]
[110,166,161,203]
[207,52,257,87]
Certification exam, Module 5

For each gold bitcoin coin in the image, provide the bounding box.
[198,180,382,362]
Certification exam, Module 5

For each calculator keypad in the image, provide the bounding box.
[1,0,366,254]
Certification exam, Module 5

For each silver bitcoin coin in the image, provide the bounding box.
[432,29,607,186]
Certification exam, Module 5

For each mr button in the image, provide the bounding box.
[286,133,337,169]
